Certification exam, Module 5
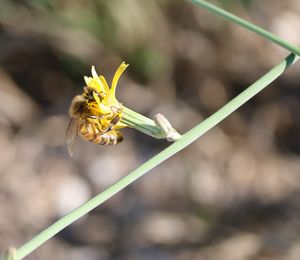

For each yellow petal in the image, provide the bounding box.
[91,66,107,93]
[87,79,101,93]
[93,92,101,106]
[100,76,110,93]
[111,62,129,96]
[84,76,91,86]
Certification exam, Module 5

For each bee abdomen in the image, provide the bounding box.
[94,132,123,145]
[79,120,123,145]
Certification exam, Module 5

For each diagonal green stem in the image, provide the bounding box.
[16,53,298,260]
[189,0,300,56]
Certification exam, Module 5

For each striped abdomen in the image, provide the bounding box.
[79,120,123,145]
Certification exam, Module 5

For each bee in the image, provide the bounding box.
[65,90,123,156]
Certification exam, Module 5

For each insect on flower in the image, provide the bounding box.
[65,62,129,156]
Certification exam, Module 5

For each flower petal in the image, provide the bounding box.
[91,66,108,93]
[84,76,91,86]
[111,62,129,96]
[93,92,101,106]
[100,76,110,93]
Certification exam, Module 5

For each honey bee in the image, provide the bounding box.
[65,90,123,156]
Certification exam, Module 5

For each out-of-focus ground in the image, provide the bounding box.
[1,0,300,259]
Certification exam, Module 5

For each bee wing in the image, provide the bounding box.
[65,117,80,156]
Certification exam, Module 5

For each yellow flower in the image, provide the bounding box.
[83,62,129,131]
[66,61,180,156]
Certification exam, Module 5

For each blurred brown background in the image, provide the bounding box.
[1,0,300,259]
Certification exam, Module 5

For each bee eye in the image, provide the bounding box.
[86,93,94,100]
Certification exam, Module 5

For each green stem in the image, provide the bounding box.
[121,107,182,141]
[121,106,164,138]
[189,0,300,56]
[16,53,298,260]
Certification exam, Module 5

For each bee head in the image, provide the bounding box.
[83,86,106,101]
[69,95,86,117]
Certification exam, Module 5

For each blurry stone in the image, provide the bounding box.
[174,29,216,70]
[54,173,91,217]
[189,161,232,206]
[106,0,170,51]
[200,233,261,260]
[37,239,68,260]
[0,70,38,126]
[196,128,233,161]
[86,143,138,188]
[118,80,157,113]
[135,156,187,205]
[221,23,277,80]
[287,242,300,260]
[136,212,207,245]
[67,247,104,260]
[271,11,300,48]
[198,77,228,111]
[13,132,44,162]
[20,159,75,224]
[38,115,68,146]
[248,102,293,152]
[0,128,15,173]
[221,112,247,136]
[253,155,299,203]
[48,28,105,64]
[76,215,116,244]
[227,148,256,197]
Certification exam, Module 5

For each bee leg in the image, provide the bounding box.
[153,113,182,141]
[101,114,121,132]
[86,115,104,132]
